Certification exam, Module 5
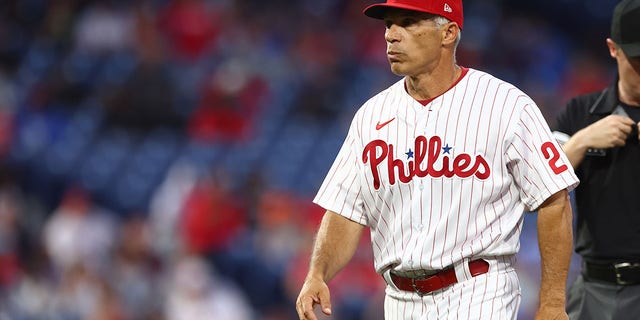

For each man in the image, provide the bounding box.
[296,0,579,319]
[552,0,640,319]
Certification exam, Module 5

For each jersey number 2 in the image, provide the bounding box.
[541,142,568,174]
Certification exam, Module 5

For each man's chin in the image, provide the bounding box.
[389,65,407,76]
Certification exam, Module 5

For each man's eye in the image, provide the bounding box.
[401,19,416,27]
[384,18,416,29]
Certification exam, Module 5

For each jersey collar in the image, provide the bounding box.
[589,78,620,115]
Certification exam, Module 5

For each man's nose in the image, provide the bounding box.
[385,24,401,43]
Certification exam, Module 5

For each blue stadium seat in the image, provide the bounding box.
[74,128,136,195]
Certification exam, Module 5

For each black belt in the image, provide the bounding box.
[583,261,640,285]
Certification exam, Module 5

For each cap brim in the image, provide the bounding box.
[363,3,437,19]
[619,42,640,58]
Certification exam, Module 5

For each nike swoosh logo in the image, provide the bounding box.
[376,118,396,130]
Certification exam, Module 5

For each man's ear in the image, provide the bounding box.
[606,38,618,59]
[443,22,460,46]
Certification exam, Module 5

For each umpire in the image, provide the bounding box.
[552,0,640,319]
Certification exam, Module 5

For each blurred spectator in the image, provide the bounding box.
[254,191,305,268]
[291,66,345,122]
[43,186,117,274]
[158,0,223,62]
[39,0,77,47]
[29,58,91,111]
[165,254,253,320]
[235,190,310,315]
[179,167,247,256]
[148,159,199,257]
[49,262,125,320]
[103,55,180,131]
[187,59,268,142]
[0,166,51,318]
[111,215,163,320]
[97,1,183,131]
[0,185,21,289]
[0,72,16,156]
[73,1,134,54]
[4,241,53,319]
[104,2,181,132]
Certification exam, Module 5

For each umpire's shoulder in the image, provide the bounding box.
[553,88,607,133]
[565,89,606,112]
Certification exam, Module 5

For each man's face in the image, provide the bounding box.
[608,39,640,100]
[383,9,447,76]
[618,51,640,91]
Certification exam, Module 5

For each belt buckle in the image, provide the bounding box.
[613,262,640,285]
[411,275,427,296]
[410,274,434,297]
[410,273,443,296]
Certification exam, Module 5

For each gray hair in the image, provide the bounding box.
[433,16,462,47]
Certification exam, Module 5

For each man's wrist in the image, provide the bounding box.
[539,290,566,307]
[571,129,592,151]
[305,269,327,282]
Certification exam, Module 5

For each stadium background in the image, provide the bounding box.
[0,0,619,319]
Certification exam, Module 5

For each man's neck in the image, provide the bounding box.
[619,80,640,107]
[405,64,462,101]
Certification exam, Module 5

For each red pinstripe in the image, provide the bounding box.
[457,74,486,260]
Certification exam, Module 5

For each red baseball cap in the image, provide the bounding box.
[363,0,464,29]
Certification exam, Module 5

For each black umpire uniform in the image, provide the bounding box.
[554,80,640,319]
[552,1,640,317]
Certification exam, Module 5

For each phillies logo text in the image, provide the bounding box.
[363,136,490,190]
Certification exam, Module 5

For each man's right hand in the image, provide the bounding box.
[296,276,333,320]
[580,114,635,149]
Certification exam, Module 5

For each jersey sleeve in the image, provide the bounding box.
[313,116,368,225]
[506,102,580,211]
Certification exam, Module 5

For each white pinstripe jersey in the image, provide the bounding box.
[313,68,579,274]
